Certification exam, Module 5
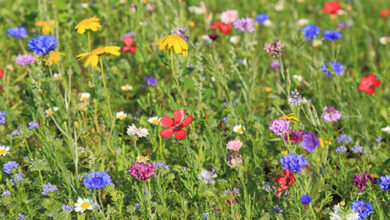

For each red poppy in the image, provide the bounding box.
[226,195,237,205]
[211,22,232,35]
[388,7,390,13]
[380,10,388,18]
[358,74,381,95]
[275,170,295,197]
[323,1,342,15]
[122,35,136,53]
[160,110,193,140]
[0,69,4,80]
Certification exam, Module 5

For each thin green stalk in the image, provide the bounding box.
[170,49,187,106]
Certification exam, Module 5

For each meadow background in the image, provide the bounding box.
[0,0,389,219]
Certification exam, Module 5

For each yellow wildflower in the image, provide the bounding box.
[265,87,272,92]
[75,17,102,34]
[340,201,345,206]
[189,21,195,28]
[44,52,65,66]
[156,35,188,56]
[281,150,288,156]
[137,155,149,163]
[280,113,299,123]
[319,138,332,148]
[36,20,56,34]
[77,46,120,67]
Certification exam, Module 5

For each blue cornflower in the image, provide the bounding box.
[61,205,73,212]
[352,145,363,153]
[335,146,347,153]
[300,195,312,204]
[3,161,18,174]
[350,200,374,220]
[153,161,165,169]
[280,153,308,173]
[134,202,140,210]
[11,129,22,137]
[42,183,58,195]
[28,122,39,130]
[300,24,320,41]
[83,170,112,189]
[337,134,352,144]
[300,131,319,153]
[17,214,25,219]
[1,190,10,197]
[379,175,390,190]
[323,30,342,42]
[8,27,27,39]
[144,76,157,86]
[12,171,23,185]
[0,111,6,125]
[28,35,58,55]
[255,14,269,23]
[232,187,240,194]
[48,213,53,218]
[321,62,344,77]
[375,136,382,143]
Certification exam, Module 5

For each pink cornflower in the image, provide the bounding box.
[226,140,243,152]
[220,10,238,24]
[321,106,342,123]
[15,54,35,66]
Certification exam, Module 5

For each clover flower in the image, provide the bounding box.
[269,119,289,136]
[128,162,156,180]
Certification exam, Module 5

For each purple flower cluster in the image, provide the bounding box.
[321,106,342,123]
[269,119,289,136]
[280,153,308,173]
[233,17,255,33]
[300,131,319,153]
[12,171,23,184]
[171,28,189,41]
[29,122,39,130]
[15,54,35,66]
[353,172,374,191]
[4,161,18,174]
[83,171,112,189]
[335,146,347,153]
[284,130,304,144]
[352,145,363,153]
[337,134,352,144]
[144,76,157,86]
[128,162,156,180]
[42,183,58,195]
[0,111,5,125]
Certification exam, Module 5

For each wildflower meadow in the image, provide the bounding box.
[1,0,390,219]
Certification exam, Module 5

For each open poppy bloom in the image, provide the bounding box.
[358,74,381,95]
[211,22,232,35]
[160,110,193,140]
[323,1,342,15]
[275,170,296,197]
[0,69,4,80]
[122,35,136,53]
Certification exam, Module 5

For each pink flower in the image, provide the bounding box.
[221,10,238,24]
[128,162,156,180]
[226,140,243,152]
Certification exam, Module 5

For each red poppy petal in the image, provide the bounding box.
[174,129,187,140]
[123,36,134,46]
[160,128,174,138]
[160,115,174,127]
[130,47,136,53]
[275,191,282,197]
[180,115,193,128]
[122,46,130,52]
[173,110,185,124]
[0,69,4,80]
[275,176,287,184]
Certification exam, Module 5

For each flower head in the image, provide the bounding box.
[284,130,304,144]
[300,132,319,153]
[321,62,344,77]
[323,30,342,41]
[226,153,243,168]
[211,22,232,35]
[28,35,58,55]
[300,195,311,204]
[75,17,102,34]
[358,74,381,95]
[264,39,284,58]
[352,145,364,153]
[198,169,217,184]
[336,146,347,153]
[172,28,189,41]
[42,183,58,195]
[122,35,136,53]
[80,93,90,101]
[159,110,193,140]
[0,145,10,156]
[156,35,188,56]
[269,119,289,136]
[301,24,321,41]
[7,27,27,39]
[221,10,238,24]
[36,20,56,34]
[270,61,281,69]
[44,52,65,66]
[83,171,112,189]
[116,111,127,120]
[127,124,149,138]
[321,106,342,123]
[77,46,120,67]
[233,125,244,134]
[121,84,133,91]
[379,36,390,45]
[128,162,156,180]
[337,134,352,144]
[353,173,374,191]
[148,117,160,125]
[144,76,157,86]
[15,54,35,66]
[256,14,269,23]
[379,175,390,190]
[226,140,243,152]
[3,161,18,174]
[230,35,241,44]
[350,200,374,220]
[275,170,295,197]
[74,197,95,213]
[233,17,255,33]
[323,1,342,15]
[280,153,308,173]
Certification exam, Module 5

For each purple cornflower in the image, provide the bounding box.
[4,161,18,174]
[337,21,346,29]
[353,173,374,191]
[335,146,347,153]
[352,145,363,153]
[83,171,112,189]
[0,111,5,125]
[144,76,157,86]
[321,62,344,77]
[269,119,290,136]
[28,122,39,130]
[62,205,73,212]
[300,24,321,41]
[272,205,283,214]
[270,61,281,69]
[264,39,284,58]
[300,131,319,153]
[42,183,58,195]
[233,17,255,33]
[375,136,382,143]
[337,134,352,144]
[134,202,140,209]
[379,175,390,190]
[284,130,304,144]
[12,171,23,184]
[8,27,27,39]
[208,33,219,41]
[1,190,10,197]
[350,200,374,220]
[128,162,156,180]
[323,30,342,42]
[11,129,22,136]
[280,153,308,173]
[15,54,35,66]
[300,195,311,204]
[321,106,342,123]
[255,14,269,23]
[17,214,25,219]
[171,28,189,41]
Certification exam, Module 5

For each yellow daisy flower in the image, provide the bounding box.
[280,113,299,123]
[75,17,102,34]
[156,35,188,56]
[318,138,332,148]
[77,46,120,67]
[43,52,65,66]
[36,20,56,34]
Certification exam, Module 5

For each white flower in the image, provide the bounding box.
[45,106,59,117]
[229,35,241,44]
[329,204,359,220]
[74,197,95,213]
[116,111,127,120]
[345,213,360,220]
[312,39,322,47]
[263,20,272,27]
[121,84,133,91]
[0,146,10,156]
[233,125,244,134]
[297,18,309,27]
[80,93,90,101]
[127,124,149,138]
[275,1,284,11]
[198,169,217,184]
[188,6,205,15]
[80,3,89,8]
[379,36,390,45]
[53,73,61,80]
[148,117,160,125]
[381,126,390,134]
[200,35,212,45]
[293,75,303,82]
[337,10,345,15]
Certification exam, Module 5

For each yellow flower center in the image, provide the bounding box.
[0,149,7,155]
[81,201,91,210]
[152,119,160,125]
[236,128,243,134]
[117,115,125,120]
[47,110,53,115]
[281,150,288,156]
[81,96,89,101]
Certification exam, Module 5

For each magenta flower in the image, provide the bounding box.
[353,173,374,191]
[15,54,35,66]
[321,106,342,123]
[233,17,255,33]
[269,119,289,136]
[128,162,156,180]
[284,130,304,144]
[226,140,243,152]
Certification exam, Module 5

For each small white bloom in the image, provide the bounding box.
[382,126,390,134]
[337,10,345,15]
[80,93,90,101]
[127,124,149,138]
[116,111,127,120]
[121,84,133,91]
[312,39,322,47]
[263,20,272,27]
[53,73,61,80]
[233,125,244,134]
[200,35,212,45]
[293,75,303,82]
[0,146,10,156]
[379,36,390,45]
[148,117,160,125]
[74,197,95,213]
[80,3,89,8]
[188,6,205,15]
[297,19,309,27]
[45,106,59,117]
[275,1,284,11]
[198,169,217,184]
[230,35,241,44]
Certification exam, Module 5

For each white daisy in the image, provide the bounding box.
[45,106,59,117]
[381,126,390,134]
[188,6,205,15]
[74,197,95,213]
[121,84,133,91]
[297,19,309,27]
[53,73,61,80]
[379,36,390,45]
[293,75,303,82]
[263,20,272,27]
[198,169,217,185]
[127,124,149,138]
[80,93,90,101]
[148,117,160,125]
[116,111,127,120]
[0,146,10,156]
[230,35,241,44]
[233,125,244,134]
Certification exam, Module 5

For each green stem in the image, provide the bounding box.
[170,50,187,106]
